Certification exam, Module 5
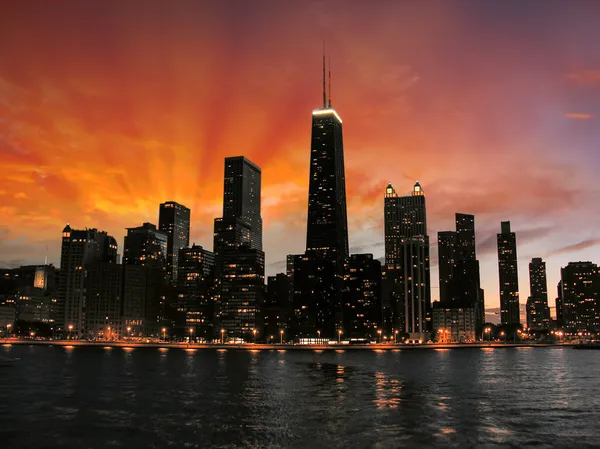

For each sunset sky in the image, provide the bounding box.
[1,1,600,313]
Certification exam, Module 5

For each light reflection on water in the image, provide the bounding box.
[1,346,600,448]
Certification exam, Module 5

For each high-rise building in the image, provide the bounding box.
[555,281,564,329]
[305,57,349,266]
[497,221,520,325]
[384,182,431,340]
[159,201,190,285]
[214,156,265,340]
[559,262,600,334]
[58,225,117,336]
[220,248,265,339]
[122,222,168,336]
[526,257,551,331]
[455,213,476,262]
[342,254,382,340]
[177,245,215,340]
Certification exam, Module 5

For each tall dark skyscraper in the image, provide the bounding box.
[497,221,520,325]
[58,225,117,336]
[437,231,457,304]
[214,156,265,340]
[222,156,262,251]
[559,262,600,334]
[159,201,190,284]
[305,57,349,265]
[384,182,431,339]
[527,257,551,330]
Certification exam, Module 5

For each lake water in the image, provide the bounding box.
[1,345,599,448]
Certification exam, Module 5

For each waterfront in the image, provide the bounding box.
[1,345,599,448]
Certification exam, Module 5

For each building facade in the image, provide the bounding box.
[526,257,551,331]
[159,201,190,285]
[559,262,600,335]
[497,221,520,325]
[384,182,431,340]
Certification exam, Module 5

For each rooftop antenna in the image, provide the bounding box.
[328,55,332,108]
[44,245,48,265]
[322,41,327,108]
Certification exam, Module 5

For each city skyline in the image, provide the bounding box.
[2,1,600,313]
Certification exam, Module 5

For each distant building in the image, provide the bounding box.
[159,201,190,285]
[58,225,117,336]
[526,258,551,331]
[342,254,382,340]
[177,245,215,340]
[497,221,520,325]
[384,182,431,340]
[559,262,600,334]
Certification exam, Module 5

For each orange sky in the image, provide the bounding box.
[1,1,600,313]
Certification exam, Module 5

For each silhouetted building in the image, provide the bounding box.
[342,254,382,339]
[526,257,551,331]
[305,59,348,266]
[263,273,293,339]
[12,265,58,325]
[177,245,215,340]
[384,182,431,340]
[497,221,520,325]
[555,281,564,328]
[159,201,190,285]
[559,262,600,334]
[85,262,122,338]
[122,222,168,336]
[213,217,252,278]
[58,225,117,336]
[222,156,263,251]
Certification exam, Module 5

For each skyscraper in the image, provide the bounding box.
[214,156,265,340]
[384,182,431,339]
[497,221,520,325]
[159,201,190,285]
[437,231,457,304]
[526,257,551,331]
[58,225,117,336]
[559,262,600,334]
[222,156,263,251]
[305,56,349,266]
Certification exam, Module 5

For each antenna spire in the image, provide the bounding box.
[322,41,327,108]
[328,56,332,108]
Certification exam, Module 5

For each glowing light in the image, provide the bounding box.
[312,108,343,123]
[103,346,112,350]
[122,347,134,352]
[158,347,169,353]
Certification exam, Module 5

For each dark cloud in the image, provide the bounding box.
[545,239,600,258]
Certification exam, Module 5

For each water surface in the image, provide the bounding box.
[1,345,598,448]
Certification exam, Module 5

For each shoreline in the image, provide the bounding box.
[2,339,566,351]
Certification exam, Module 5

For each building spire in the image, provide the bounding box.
[322,41,327,108]
[328,55,332,108]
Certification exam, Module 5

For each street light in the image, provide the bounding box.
[252,328,257,344]
[126,326,131,339]
[189,328,194,343]
[484,327,491,343]
[500,331,505,343]
[317,330,321,342]
[221,328,225,344]
[337,329,342,344]
[280,329,284,344]
[68,324,74,340]
[394,329,399,344]
[6,323,11,338]
[162,327,167,341]
[270,335,274,344]
[377,329,382,343]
